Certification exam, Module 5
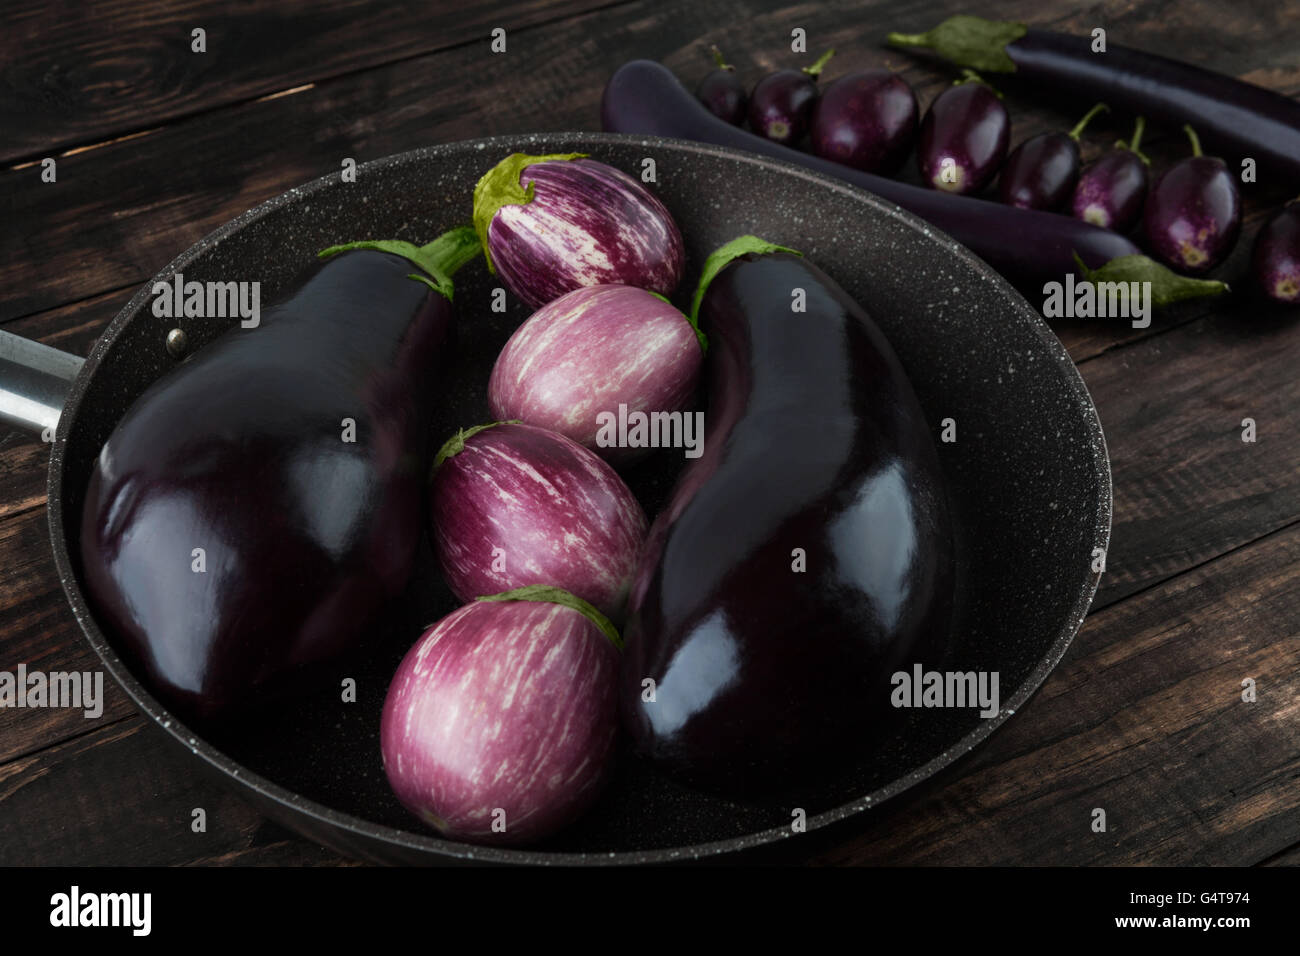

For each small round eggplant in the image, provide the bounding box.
[473,153,685,308]
[916,71,1010,194]
[430,422,648,619]
[809,69,918,174]
[1144,125,1242,274]
[1252,201,1300,304]
[1072,116,1150,231]
[747,47,834,145]
[696,45,747,125]
[381,587,620,845]
[488,283,703,464]
[999,102,1108,211]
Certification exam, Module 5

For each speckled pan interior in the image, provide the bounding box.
[47,133,1110,865]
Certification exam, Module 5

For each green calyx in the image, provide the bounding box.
[1115,116,1150,165]
[709,44,734,71]
[318,225,481,300]
[886,15,1027,74]
[1068,102,1110,141]
[802,47,836,79]
[1072,252,1230,309]
[689,235,803,337]
[472,152,588,274]
[433,420,522,471]
[953,68,1002,97]
[476,585,623,650]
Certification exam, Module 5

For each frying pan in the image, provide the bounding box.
[0,132,1110,864]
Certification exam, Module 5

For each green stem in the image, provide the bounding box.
[690,235,803,332]
[802,47,835,79]
[433,420,521,471]
[1116,116,1149,165]
[953,68,1002,97]
[1183,124,1203,158]
[885,16,1027,74]
[477,585,623,651]
[1068,102,1109,141]
[318,225,481,300]
[709,44,733,71]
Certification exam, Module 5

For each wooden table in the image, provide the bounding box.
[2,0,1298,866]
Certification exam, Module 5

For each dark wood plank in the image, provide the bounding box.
[0,0,628,164]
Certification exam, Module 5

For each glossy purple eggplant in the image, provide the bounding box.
[1252,202,1300,305]
[381,587,620,845]
[1144,126,1242,274]
[696,45,747,125]
[747,48,834,145]
[430,422,648,619]
[1072,116,1149,231]
[999,103,1107,211]
[916,72,1010,194]
[809,69,918,174]
[488,284,703,464]
[473,153,685,308]
[620,237,954,795]
[79,228,482,724]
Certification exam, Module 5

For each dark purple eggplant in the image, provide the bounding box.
[999,103,1107,211]
[620,236,953,795]
[382,586,620,845]
[473,153,685,308]
[916,71,1009,194]
[696,45,747,125]
[888,15,1300,186]
[747,48,834,145]
[601,60,1228,304]
[1252,201,1300,305]
[809,68,918,174]
[79,228,481,723]
[430,422,647,619]
[1072,116,1150,231]
[1143,126,1242,274]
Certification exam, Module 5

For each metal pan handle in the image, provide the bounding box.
[0,329,85,436]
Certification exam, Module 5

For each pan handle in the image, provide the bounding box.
[0,329,85,436]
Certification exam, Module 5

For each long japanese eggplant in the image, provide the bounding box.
[79,227,481,723]
[620,237,954,794]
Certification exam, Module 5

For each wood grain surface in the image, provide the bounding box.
[2,0,1298,865]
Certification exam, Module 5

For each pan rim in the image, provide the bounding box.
[47,130,1112,865]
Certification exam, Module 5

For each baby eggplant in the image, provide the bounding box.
[381,587,620,845]
[696,45,747,125]
[620,236,954,795]
[999,103,1108,211]
[748,48,834,145]
[487,284,704,464]
[430,422,647,620]
[916,71,1010,194]
[79,228,481,723]
[1072,116,1150,231]
[473,153,685,308]
[1252,201,1300,304]
[1143,126,1242,274]
[810,68,919,175]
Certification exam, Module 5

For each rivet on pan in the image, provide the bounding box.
[166,328,188,357]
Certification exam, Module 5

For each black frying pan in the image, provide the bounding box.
[0,133,1110,864]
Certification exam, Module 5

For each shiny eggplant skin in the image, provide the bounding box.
[620,251,953,795]
[79,250,454,724]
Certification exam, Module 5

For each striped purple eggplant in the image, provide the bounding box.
[472,153,685,308]
[488,284,703,464]
[431,421,647,619]
[380,587,620,845]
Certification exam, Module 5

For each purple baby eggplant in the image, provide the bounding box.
[488,283,703,464]
[1144,126,1242,274]
[810,69,918,174]
[999,103,1108,211]
[1253,202,1300,304]
[696,45,747,125]
[430,422,647,619]
[916,71,1010,194]
[473,153,685,308]
[381,587,620,845]
[747,48,834,145]
[1072,116,1150,231]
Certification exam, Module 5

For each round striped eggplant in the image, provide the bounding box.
[472,153,685,308]
[381,587,621,845]
[431,421,647,619]
[488,284,703,465]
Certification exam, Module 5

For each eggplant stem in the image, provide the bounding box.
[317,226,481,301]
[477,585,624,650]
[1116,116,1150,164]
[953,68,1002,97]
[433,420,522,471]
[884,16,1027,74]
[1183,124,1203,157]
[802,47,835,79]
[1068,102,1110,140]
[708,44,733,71]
